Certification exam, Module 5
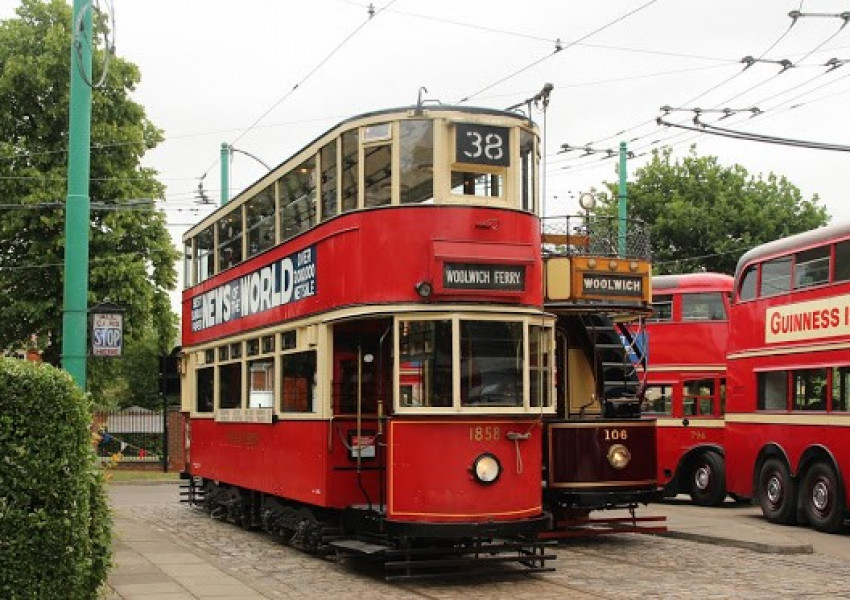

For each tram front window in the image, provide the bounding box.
[460,321,522,407]
[398,319,453,407]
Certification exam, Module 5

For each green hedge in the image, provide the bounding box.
[0,358,111,599]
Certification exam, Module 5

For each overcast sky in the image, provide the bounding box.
[3,0,850,283]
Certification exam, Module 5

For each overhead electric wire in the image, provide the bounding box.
[456,0,659,104]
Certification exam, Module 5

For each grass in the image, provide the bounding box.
[106,469,180,483]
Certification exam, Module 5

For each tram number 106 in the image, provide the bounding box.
[456,123,510,167]
[603,428,628,441]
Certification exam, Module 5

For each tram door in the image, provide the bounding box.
[332,319,391,416]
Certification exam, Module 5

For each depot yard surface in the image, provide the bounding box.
[105,482,850,599]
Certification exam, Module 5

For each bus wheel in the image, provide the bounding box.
[801,462,845,533]
[757,458,797,525]
[689,451,726,507]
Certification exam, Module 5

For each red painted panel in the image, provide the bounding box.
[387,419,542,523]
[183,206,542,347]
[655,422,724,487]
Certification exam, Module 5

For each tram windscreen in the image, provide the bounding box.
[460,321,522,407]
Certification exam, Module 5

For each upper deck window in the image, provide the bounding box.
[451,172,503,197]
[364,143,392,208]
[341,130,359,212]
[400,120,434,204]
[320,140,338,221]
[520,129,535,212]
[682,292,727,321]
[649,294,673,321]
[760,256,792,297]
[246,186,275,258]
[217,209,243,271]
[280,156,316,241]
[739,265,757,301]
[794,246,830,289]
[834,240,850,282]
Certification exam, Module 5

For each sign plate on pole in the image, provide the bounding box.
[91,312,123,357]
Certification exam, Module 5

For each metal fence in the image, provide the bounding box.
[541,214,651,260]
[92,407,166,464]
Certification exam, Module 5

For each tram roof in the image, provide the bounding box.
[734,220,850,280]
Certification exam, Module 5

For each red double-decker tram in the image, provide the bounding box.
[179,106,557,577]
[726,222,850,532]
[539,212,660,529]
[641,273,732,505]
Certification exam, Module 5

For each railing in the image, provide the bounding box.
[541,215,651,260]
[92,408,165,464]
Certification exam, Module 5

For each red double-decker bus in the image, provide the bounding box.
[641,273,732,505]
[725,222,850,532]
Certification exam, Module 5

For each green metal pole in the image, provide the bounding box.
[220,143,230,205]
[61,0,93,389]
[618,141,628,257]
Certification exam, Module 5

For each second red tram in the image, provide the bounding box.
[641,273,733,505]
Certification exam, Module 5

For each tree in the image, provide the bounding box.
[0,1,178,392]
[596,147,830,275]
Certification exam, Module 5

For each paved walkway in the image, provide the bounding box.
[104,484,836,599]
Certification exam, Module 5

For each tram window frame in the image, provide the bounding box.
[320,140,338,222]
[183,241,193,288]
[794,246,830,290]
[529,324,553,408]
[363,142,392,208]
[519,129,536,213]
[341,130,359,213]
[196,365,214,413]
[398,318,454,408]
[218,354,243,410]
[195,226,214,285]
[399,119,434,205]
[217,207,244,272]
[247,357,275,409]
[834,240,850,282]
[246,185,276,258]
[757,370,788,411]
[280,349,317,413]
[642,384,672,415]
[450,171,504,198]
[460,320,524,408]
[279,156,317,241]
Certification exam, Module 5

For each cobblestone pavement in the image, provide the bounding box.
[122,498,850,599]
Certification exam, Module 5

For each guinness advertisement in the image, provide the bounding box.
[581,272,643,297]
[443,262,525,291]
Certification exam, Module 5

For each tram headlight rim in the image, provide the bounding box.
[471,452,502,485]
[607,443,632,470]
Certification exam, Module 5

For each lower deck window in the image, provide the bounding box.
[196,367,213,412]
[281,351,316,412]
[758,371,787,411]
[460,321,522,407]
[399,320,452,407]
[793,369,827,411]
[642,384,672,414]
[683,379,715,416]
[219,363,242,409]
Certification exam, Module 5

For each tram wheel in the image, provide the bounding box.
[801,462,845,533]
[757,458,797,525]
[689,451,726,507]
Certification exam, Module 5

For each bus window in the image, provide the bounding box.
[684,379,714,416]
[364,144,392,208]
[832,366,850,411]
[738,265,757,301]
[682,293,727,321]
[757,371,787,411]
[281,350,316,413]
[217,208,243,271]
[196,226,214,283]
[794,247,830,289]
[460,321,523,407]
[246,186,275,258]
[398,319,453,408]
[793,368,827,411]
[320,140,338,221]
[341,130,359,212]
[760,256,792,297]
[649,295,672,321]
[719,378,727,414]
[280,157,316,240]
[642,384,672,414]
[834,240,850,282]
[400,120,434,205]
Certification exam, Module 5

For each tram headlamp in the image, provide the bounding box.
[415,281,433,298]
[471,453,501,485]
[607,444,632,470]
